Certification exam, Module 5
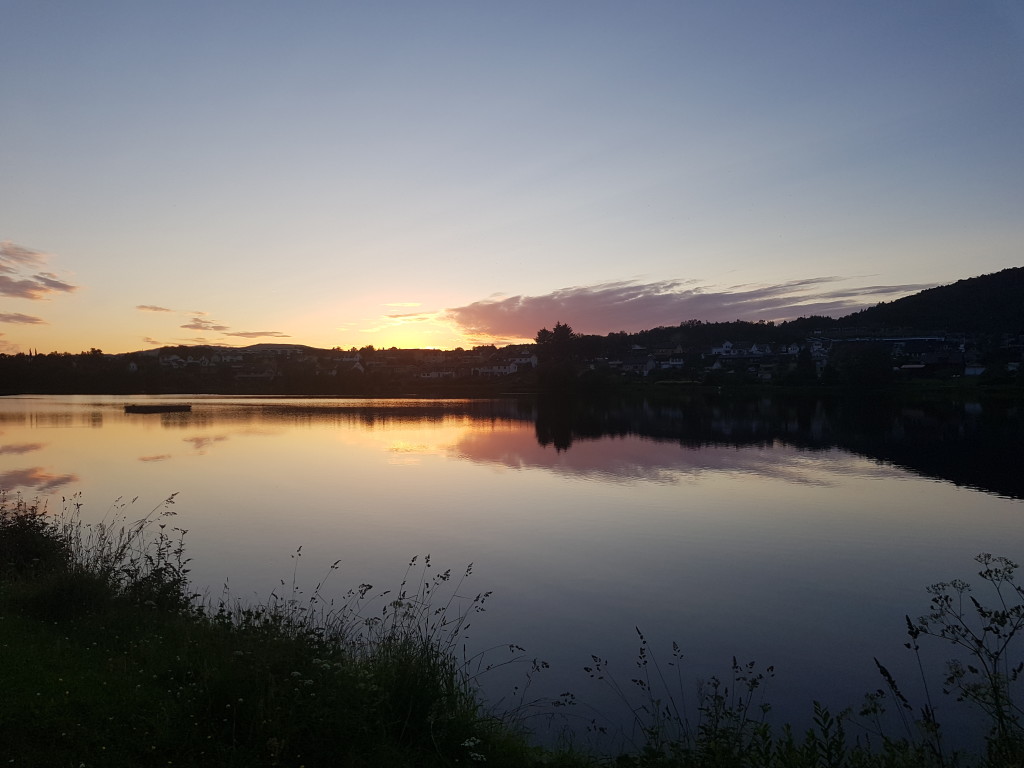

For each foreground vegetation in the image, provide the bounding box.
[2,496,1024,766]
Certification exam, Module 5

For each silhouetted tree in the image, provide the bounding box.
[535,322,580,392]
[535,322,576,357]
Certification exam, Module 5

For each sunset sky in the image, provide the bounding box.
[2,1,1022,354]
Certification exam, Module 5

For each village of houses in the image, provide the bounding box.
[144,331,1016,387]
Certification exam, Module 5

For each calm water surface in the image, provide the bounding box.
[2,393,1022,746]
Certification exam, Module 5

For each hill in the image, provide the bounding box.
[832,266,1024,334]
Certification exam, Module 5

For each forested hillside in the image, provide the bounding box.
[836,266,1024,333]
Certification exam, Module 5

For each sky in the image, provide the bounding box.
[2,1,1022,354]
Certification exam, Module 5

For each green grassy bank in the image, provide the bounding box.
[2,496,1023,767]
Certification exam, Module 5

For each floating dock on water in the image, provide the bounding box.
[124,404,192,414]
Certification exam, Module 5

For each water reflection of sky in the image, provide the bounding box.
[0,465,79,492]
[1,395,1021,749]
[453,428,913,486]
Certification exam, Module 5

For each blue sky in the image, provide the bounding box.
[2,1,1022,352]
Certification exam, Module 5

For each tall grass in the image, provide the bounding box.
[0,494,560,767]
[580,555,1024,768]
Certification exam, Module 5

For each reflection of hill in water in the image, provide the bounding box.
[531,394,1024,501]
[171,396,1023,500]
[67,395,1021,501]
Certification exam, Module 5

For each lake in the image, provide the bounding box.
[2,392,1022,749]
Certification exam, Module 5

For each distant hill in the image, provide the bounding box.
[139,342,325,356]
[833,266,1024,334]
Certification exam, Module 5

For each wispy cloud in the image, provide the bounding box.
[224,330,291,339]
[445,277,932,338]
[0,242,45,272]
[0,242,77,299]
[156,310,291,342]
[181,316,230,332]
[0,275,75,300]
[34,273,75,292]
[384,302,422,308]
[0,313,45,324]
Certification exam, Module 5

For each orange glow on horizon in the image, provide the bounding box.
[332,317,532,351]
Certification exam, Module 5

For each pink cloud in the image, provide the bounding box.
[181,317,230,332]
[445,278,932,338]
[0,242,78,299]
[0,241,45,273]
